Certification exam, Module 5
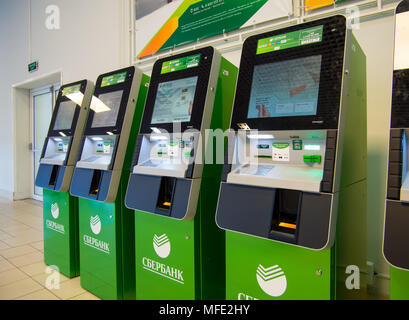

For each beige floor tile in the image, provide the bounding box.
[9,229,43,240]
[8,211,39,219]
[0,259,16,273]
[49,277,86,300]
[0,224,32,235]
[19,261,48,276]
[16,289,60,300]
[0,198,89,301]
[29,225,43,232]
[29,241,44,252]
[2,234,44,247]
[24,199,43,208]
[0,241,10,250]
[1,238,33,247]
[8,251,43,267]
[0,217,26,226]
[9,229,43,239]
[0,245,38,259]
[0,210,17,217]
[0,231,12,241]
[0,268,28,286]
[0,278,43,300]
[70,291,101,300]
[19,223,42,231]
[13,216,42,226]
[3,212,30,220]
[32,271,71,287]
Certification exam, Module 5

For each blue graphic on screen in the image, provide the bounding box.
[247,55,322,119]
[151,76,198,124]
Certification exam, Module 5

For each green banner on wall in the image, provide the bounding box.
[138,0,271,58]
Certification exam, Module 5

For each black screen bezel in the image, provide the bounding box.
[390,2,409,128]
[83,66,135,136]
[139,47,214,133]
[231,15,346,131]
[47,80,87,137]
[397,0,409,14]
[390,69,409,128]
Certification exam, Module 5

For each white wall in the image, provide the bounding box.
[0,0,130,198]
[0,0,29,198]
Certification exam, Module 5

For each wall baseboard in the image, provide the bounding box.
[368,273,390,299]
[12,191,31,201]
[0,189,13,200]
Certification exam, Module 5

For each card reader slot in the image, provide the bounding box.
[48,165,59,188]
[89,170,102,198]
[156,177,176,214]
[270,189,301,240]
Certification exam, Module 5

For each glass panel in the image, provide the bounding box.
[33,92,52,196]
[53,100,76,131]
[151,76,198,124]
[247,55,322,119]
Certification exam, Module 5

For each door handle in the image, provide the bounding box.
[29,143,41,153]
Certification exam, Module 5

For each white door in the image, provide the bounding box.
[30,83,60,200]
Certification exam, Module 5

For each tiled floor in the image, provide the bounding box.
[0,197,100,300]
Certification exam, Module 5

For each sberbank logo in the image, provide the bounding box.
[90,215,101,235]
[142,257,184,284]
[153,234,171,258]
[142,233,184,284]
[256,264,287,297]
[83,235,110,254]
[46,220,65,234]
[51,203,59,219]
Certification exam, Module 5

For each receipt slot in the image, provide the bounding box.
[125,47,238,299]
[216,16,367,299]
[70,67,149,299]
[383,0,409,300]
[35,80,93,278]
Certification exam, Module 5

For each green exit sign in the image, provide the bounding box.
[28,61,38,73]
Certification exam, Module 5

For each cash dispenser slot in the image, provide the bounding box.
[270,189,301,242]
[89,170,102,197]
[48,165,59,188]
[156,177,176,215]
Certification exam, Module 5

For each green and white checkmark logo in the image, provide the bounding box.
[90,215,101,235]
[256,264,287,297]
[51,203,59,219]
[153,234,171,258]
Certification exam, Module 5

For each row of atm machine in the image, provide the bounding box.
[34,6,408,300]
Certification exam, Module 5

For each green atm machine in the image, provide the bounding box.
[383,0,409,300]
[216,16,367,300]
[125,47,237,299]
[35,80,94,278]
[70,67,149,299]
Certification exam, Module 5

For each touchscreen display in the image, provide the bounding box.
[53,100,77,131]
[247,55,322,119]
[151,76,198,124]
[91,90,123,128]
